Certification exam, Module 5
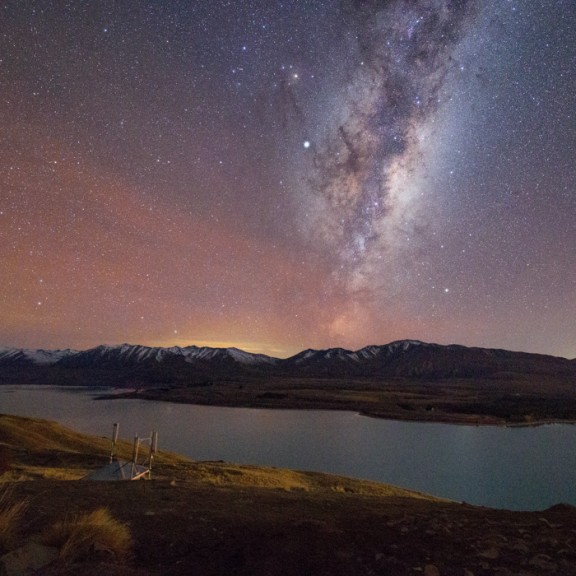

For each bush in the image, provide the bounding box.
[42,507,133,563]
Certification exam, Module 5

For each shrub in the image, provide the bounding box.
[0,485,28,553]
[42,507,133,563]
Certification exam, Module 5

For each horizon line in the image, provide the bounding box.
[1,339,574,361]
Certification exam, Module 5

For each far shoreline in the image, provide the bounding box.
[95,386,576,428]
[4,380,576,428]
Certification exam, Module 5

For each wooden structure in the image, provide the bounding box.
[84,423,158,481]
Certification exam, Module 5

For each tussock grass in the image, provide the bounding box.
[0,485,28,553]
[42,507,133,563]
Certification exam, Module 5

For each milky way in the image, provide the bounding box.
[308,1,476,281]
[1,0,575,358]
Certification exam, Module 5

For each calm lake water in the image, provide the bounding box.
[2,385,576,511]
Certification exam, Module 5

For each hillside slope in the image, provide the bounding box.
[1,415,576,575]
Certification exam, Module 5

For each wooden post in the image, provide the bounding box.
[110,423,119,463]
[132,435,139,479]
[149,431,158,478]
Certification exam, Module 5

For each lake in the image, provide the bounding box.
[2,385,575,511]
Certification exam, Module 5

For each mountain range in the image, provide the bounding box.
[1,340,574,387]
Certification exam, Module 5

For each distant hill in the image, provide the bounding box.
[0,340,574,387]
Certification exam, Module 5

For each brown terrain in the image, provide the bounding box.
[1,413,576,575]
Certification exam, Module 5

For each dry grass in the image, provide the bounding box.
[180,461,443,500]
[0,413,192,480]
[0,485,28,553]
[42,507,133,563]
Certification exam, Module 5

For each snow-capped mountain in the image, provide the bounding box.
[280,340,575,379]
[181,346,277,365]
[0,347,77,366]
[284,340,429,366]
[53,343,277,369]
[0,342,279,386]
[286,347,355,364]
[0,340,574,386]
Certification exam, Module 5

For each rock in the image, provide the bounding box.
[463,570,474,576]
[0,542,58,576]
[528,554,557,571]
[424,565,440,576]
[479,546,500,560]
[538,517,561,528]
[511,540,529,554]
[546,537,558,547]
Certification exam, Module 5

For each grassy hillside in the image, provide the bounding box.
[0,413,435,497]
[1,413,576,575]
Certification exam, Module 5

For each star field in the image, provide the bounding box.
[1,0,575,358]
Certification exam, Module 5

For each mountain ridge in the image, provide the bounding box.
[0,339,574,386]
[2,338,574,365]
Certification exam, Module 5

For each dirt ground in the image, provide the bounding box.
[2,414,576,575]
[4,479,575,575]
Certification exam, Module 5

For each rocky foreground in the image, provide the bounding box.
[1,414,576,575]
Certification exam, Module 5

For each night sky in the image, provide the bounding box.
[2,1,575,359]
